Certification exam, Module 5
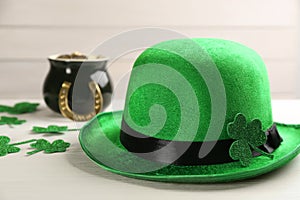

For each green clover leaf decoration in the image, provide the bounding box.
[32,125,80,134]
[30,139,51,151]
[9,102,39,114]
[0,105,11,113]
[0,136,70,157]
[27,139,70,155]
[0,136,21,156]
[44,140,71,153]
[32,125,69,133]
[227,113,273,167]
[0,102,39,114]
[0,116,26,126]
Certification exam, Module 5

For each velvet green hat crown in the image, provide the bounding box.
[123,38,273,142]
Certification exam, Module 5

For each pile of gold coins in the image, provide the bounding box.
[57,52,88,59]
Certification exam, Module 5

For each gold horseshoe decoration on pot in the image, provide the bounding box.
[58,81,103,121]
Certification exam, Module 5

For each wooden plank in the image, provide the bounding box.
[0,60,296,99]
[0,28,298,60]
[0,0,298,27]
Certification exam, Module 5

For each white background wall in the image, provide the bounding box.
[0,0,299,99]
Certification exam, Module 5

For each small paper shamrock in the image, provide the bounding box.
[0,116,26,126]
[31,125,80,133]
[32,125,68,133]
[0,136,21,156]
[227,113,273,167]
[0,102,39,114]
[27,139,70,155]
[0,105,10,112]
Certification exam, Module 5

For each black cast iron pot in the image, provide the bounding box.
[43,54,112,121]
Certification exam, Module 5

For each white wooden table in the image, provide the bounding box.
[0,99,299,200]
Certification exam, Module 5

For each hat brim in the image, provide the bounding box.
[79,111,300,183]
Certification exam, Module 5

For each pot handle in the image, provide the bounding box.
[58,81,103,121]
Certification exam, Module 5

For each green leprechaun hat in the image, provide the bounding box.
[79,38,300,183]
